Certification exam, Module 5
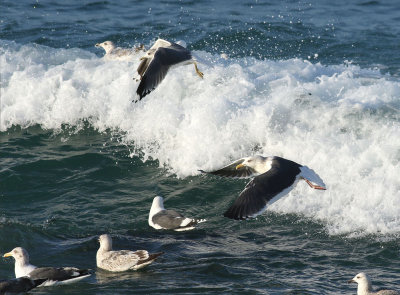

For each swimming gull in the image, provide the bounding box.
[0,277,46,294]
[348,273,400,295]
[95,41,145,60]
[134,38,204,101]
[96,234,163,272]
[3,247,91,286]
[149,196,206,231]
[200,155,326,220]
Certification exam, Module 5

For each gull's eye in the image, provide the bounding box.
[104,42,108,45]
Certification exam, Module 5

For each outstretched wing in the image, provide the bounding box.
[136,44,192,100]
[224,159,301,220]
[199,158,258,178]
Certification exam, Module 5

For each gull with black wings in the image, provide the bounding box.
[200,155,326,220]
[135,38,203,101]
[3,247,90,286]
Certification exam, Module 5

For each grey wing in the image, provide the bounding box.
[223,162,301,220]
[136,46,192,100]
[152,210,186,229]
[199,158,257,178]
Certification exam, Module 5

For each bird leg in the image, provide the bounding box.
[194,63,204,79]
[304,179,326,190]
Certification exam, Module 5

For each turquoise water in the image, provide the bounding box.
[1,0,400,294]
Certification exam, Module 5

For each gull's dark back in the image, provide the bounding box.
[29,267,89,281]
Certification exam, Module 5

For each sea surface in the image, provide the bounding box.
[1,0,400,294]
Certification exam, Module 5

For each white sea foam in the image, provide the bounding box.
[1,40,400,236]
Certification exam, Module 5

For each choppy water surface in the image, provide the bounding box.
[1,0,400,294]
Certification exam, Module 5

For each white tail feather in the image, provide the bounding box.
[300,166,326,189]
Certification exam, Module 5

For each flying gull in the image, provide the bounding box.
[0,277,46,294]
[348,273,400,295]
[134,38,204,101]
[3,247,90,286]
[200,155,326,220]
[96,234,163,272]
[95,41,145,60]
[149,196,206,231]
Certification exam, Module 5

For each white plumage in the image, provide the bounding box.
[95,40,144,60]
[348,273,400,295]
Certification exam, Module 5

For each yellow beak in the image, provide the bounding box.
[236,164,245,170]
[3,252,12,258]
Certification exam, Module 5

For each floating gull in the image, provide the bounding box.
[95,41,145,60]
[149,196,206,231]
[3,247,91,286]
[348,273,400,295]
[200,155,326,220]
[135,38,204,101]
[0,277,46,294]
[96,234,163,272]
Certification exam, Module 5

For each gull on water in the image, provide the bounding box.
[134,38,204,101]
[149,196,206,231]
[0,277,46,294]
[348,273,400,295]
[96,234,163,272]
[200,155,326,220]
[3,247,91,286]
[95,41,145,60]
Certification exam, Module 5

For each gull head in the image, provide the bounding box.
[98,234,113,251]
[236,155,270,174]
[348,273,373,292]
[95,41,115,54]
[3,247,30,264]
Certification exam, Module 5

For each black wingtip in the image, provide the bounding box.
[223,211,240,220]
[32,278,48,288]
[79,269,91,276]
[136,75,152,101]
[150,252,164,260]
[132,96,142,103]
[223,190,267,221]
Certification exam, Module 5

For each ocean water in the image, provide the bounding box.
[1,0,400,294]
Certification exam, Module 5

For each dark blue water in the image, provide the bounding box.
[1,0,400,294]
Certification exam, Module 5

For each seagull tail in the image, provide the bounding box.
[300,166,326,190]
